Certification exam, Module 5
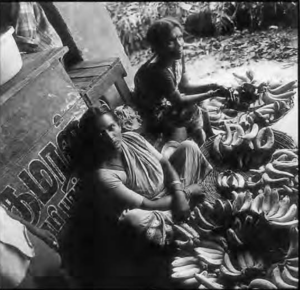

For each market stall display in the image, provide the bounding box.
[205,70,297,129]
[167,67,298,289]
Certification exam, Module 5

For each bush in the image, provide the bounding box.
[106,2,298,57]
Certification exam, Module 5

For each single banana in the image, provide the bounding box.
[267,196,290,219]
[233,191,246,212]
[172,263,200,273]
[265,163,294,178]
[239,190,253,212]
[272,160,298,171]
[266,188,280,217]
[217,172,224,188]
[171,256,199,268]
[271,149,298,161]
[281,266,298,287]
[179,277,199,287]
[227,228,243,247]
[195,273,224,289]
[233,216,242,232]
[214,199,226,217]
[243,251,255,268]
[256,107,276,115]
[269,219,298,228]
[248,278,277,289]
[194,247,224,256]
[180,223,200,239]
[241,123,259,141]
[268,80,297,95]
[269,204,297,223]
[194,207,215,230]
[263,90,296,104]
[250,192,264,214]
[286,227,298,259]
[173,239,193,249]
[194,248,223,260]
[197,254,223,266]
[271,266,296,289]
[234,173,245,188]
[194,223,214,237]
[250,165,266,174]
[222,122,233,145]
[173,224,194,240]
[232,72,249,83]
[213,134,223,161]
[286,257,298,267]
[237,252,247,269]
[220,265,242,278]
[223,253,241,275]
[262,184,272,214]
[171,267,201,280]
[285,264,298,278]
[199,240,225,253]
[262,172,289,185]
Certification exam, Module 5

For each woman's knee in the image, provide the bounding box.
[178,139,200,153]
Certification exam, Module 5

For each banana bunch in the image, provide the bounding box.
[212,123,246,164]
[271,228,298,290]
[271,265,298,289]
[221,251,265,279]
[232,190,253,213]
[194,242,225,267]
[211,199,234,229]
[285,227,298,259]
[170,255,203,287]
[209,110,235,127]
[173,223,201,250]
[261,80,297,106]
[247,101,291,126]
[248,148,298,191]
[217,170,245,192]
[247,278,277,289]
[195,270,224,289]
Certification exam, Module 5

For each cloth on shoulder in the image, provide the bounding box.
[10,2,63,52]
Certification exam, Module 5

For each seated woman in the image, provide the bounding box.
[0,205,76,289]
[78,104,213,247]
[133,17,227,146]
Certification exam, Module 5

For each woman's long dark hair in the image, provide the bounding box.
[77,105,120,172]
[146,17,183,54]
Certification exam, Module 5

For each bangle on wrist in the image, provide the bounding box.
[170,180,183,191]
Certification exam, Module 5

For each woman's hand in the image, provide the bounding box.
[29,227,59,251]
[185,184,206,209]
[172,190,190,222]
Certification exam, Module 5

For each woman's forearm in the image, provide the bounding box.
[160,157,181,187]
[179,91,216,105]
[179,82,219,95]
[141,195,173,211]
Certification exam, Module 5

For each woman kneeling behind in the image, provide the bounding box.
[79,105,213,246]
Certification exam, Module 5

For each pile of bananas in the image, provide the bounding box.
[217,170,245,194]
[207,70,297,127]
[169,186,298,288]
[238,100,291,129]
[213,123,275,170]
[247,148,298,198]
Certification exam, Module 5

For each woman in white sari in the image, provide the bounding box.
[79,104,213,247]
